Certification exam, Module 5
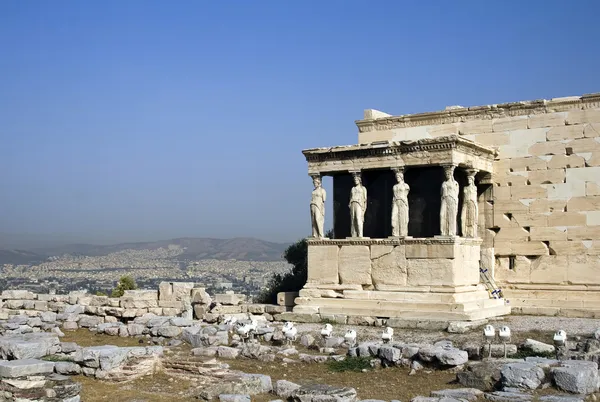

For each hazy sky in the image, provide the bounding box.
[1,0,599,246]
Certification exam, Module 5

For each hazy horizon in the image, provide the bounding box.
[1,0,599,248]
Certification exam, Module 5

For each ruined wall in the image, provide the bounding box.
[355,94,600,317]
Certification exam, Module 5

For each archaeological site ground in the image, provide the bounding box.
[2,93,600,402]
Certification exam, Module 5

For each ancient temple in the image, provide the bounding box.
[298,134,510,321]
[297,93,600,321]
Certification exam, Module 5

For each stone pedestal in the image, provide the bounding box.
[296,237,510,321]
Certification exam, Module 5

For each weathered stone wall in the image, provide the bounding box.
[0,284,288,330]
[355,93,600,317]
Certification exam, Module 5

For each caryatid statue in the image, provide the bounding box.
[310,175,326,238]
[391,168,410,237]
[440,165,459,236]
[461,170,479,238]
[349,172,367,238]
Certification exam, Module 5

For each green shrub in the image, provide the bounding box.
[111,275,137,298]
[257,230,333,304]
[327,356,372,372]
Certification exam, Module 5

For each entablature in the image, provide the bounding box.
[303,135,495,175]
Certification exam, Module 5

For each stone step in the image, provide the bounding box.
[314,302,510,321]
[295,296,506,314]
[511,306,600,319]
[339,289,493,304]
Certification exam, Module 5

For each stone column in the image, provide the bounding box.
[309,174,326,239]
[349,171,367,238]
[391,167,410,238]
[461,169,479,238]
[440,165,459,237]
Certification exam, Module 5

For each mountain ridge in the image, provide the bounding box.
[0,236,292,264]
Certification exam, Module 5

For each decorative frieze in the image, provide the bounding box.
[356,94,600,133]
[307,237,482,246]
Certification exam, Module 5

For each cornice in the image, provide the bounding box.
[356,93,600,133]
[307,237,482,246]
[302,135,496,163]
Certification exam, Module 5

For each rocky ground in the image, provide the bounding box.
[2,285,600,402]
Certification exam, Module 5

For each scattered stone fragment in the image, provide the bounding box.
[484,391,533,402]
[291,384,357,402]
[431,388,484,401]
[522,339,555,354]
[500,362,545,390]
[0,359,55,378]
[551,361,599,394]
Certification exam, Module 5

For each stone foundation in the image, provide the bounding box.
[297,237,510,321]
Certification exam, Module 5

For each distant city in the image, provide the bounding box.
[0,237,292,299]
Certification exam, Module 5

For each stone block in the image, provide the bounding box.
[549,240,587,255]
[406,258,454,286]
[567,255,600,285]
[529,140,566,156]
[510,213,549,227]
[213,293,245,306]
[191,288,212,305]
[494,227,531,241]
[586,211,600,226]
[500,128,548,158]
[510,157,547,172]
[120,298,158,309]
[158,282,174,301]
[548,212,586,226]
[307,245,339,285]
[0,359,55,378]
[1,290,35,300]
[587,182,600,196]
[584,122,600,137]
[193,304,207,319]
[549,154,585,169]
[493,116,529,132]
[494,256,531,284]
[527,169,566,185]
[370,245,407,289]
[569,138,600,153]
[513,241,549,255]
[493,186,511,201]
[467,132,510,146]
[122,290,158,300]
[546,125,585,141]
[567,196,600,211]
[459,119,493,135]
[528,199,566,213]
[172,282,194,301]
[566,109,600,125]
[338,245,371,286]
[528,112,566,128]
[158,300,183,308]
[530,256,568,284]
[529,227,567,241]
[277,292,298,307]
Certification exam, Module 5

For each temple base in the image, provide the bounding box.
[293,284,510,321]
[299,237,511,321]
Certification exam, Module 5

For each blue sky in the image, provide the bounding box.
[1,0,599,246]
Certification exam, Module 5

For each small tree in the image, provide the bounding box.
[111,275,137,298]
[258,230,333,304]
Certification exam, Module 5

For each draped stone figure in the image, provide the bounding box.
[310,175,326,238]
[391,169,410,237]
[440,165,459,236]
[461,172,478,238]
[349,172,367,238]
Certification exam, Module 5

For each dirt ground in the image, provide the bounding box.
[62,315,600,401]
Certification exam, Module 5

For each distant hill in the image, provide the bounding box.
[26,237,290,262]
[0,249,45,265]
